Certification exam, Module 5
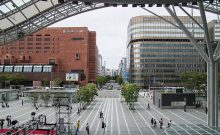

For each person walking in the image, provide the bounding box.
[167,120,172,128]
[77,108,80,115]
[184,105,186,112]
[76,120,80,135]
[151,118,154,126]
[102,121,106,132]
[147,103,150,110]
[22,100,24,106]
[86,123,89,135]
[100,111,103,118]
[0,120,4,129]
[159,118,163,129]
[153,119,157,128]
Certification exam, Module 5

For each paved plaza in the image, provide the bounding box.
[0,90,220,135]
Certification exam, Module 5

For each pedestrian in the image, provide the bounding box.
[2,102,5,108]
[86,123,89,135]
[35,106,39,111]
[151,118,154,126]
[6,103,9,108]
[6,116,9,126]
[100,111,102,118]
[205,107,208,114]
[22,100,24,106]
[147,103,150,110]
[0,120,4,129]
[167,120,172,128]
[144,93,145,97]
[184,105,186,112]
[102,121,106,131]
[153,119,157,128]
[77,108,80,115]
[76,120,80,134]
[159,118,163,129]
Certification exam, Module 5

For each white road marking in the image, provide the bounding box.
[135,103,157,135]
[118,99,131,135]
[126,102,143,135]
[94,98,108,135]
[80,98,100,130]
[114,98,121,135]
[140,98,193,135]
[111,98,113,135]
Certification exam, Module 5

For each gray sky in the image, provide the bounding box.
[51,6,217,69]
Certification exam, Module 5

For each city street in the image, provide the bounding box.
[0,90,220,135]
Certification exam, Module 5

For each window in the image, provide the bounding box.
[36,38,42,41]
[36,43,41,45]
[33,65,42,72]
[49,59,56,65]
[44,38,50,41]
[71,37,84,40]
[75,53,80,60]
[44,43,50,45]
[27,43,33,45]
[43,65,52,72]
[23,65,33,72]
[4,66,13,72]
[27,38,33,41]
[0,66,4,72]
[14,66,23,72]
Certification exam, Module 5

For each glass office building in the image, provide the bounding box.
[127,16,206,88]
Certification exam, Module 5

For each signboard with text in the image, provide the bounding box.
[66,73,79,81]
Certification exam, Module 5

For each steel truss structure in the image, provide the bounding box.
[0,0,220,128]
[0,0,220,45]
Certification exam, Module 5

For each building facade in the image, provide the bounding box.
[127,16,206,88]
[0,27,98,86]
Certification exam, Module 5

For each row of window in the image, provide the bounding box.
[132,43,194,48]
[0,65,53,72]
[132,59,201,63]
[129,33,204,39]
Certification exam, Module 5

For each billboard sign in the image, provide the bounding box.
[66,73,79,81]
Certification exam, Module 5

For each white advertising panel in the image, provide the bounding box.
[66,73,79,81]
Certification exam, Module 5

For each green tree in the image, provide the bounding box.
[42,78,49,87]
[77,83,97,109]
[180,72,207,96]
[54,77,63,87]
[121,83,139,110]
[116,76,124,85]
[0,75,6,88]
[96,76,107,87]
[41,92,51,107]
[30,93,39,107]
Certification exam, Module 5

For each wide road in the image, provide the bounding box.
[0,90,219,135]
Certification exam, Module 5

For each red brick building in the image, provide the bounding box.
[0,27,98,86]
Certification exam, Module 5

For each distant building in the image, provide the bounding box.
[106,68,118,77]
[0,27,98,86]
[98,54,103,76]
[118,57,129,82]
[127,16,206,88]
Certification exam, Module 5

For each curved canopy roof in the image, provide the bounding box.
[0,0,217,45]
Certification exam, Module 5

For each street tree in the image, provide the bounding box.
[30,93,39,107]
[121,83,139,110]
[96,76,107,87]
[54,77,63,87]
[116,76,124,85]
[41,92,51,107]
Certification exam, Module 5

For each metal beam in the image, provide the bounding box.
[178,5,204,30]
[141,7,181,29]
[199,1,214,60]
[165,6,209,63]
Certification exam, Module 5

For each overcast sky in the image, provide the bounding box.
[51,6,218,69]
